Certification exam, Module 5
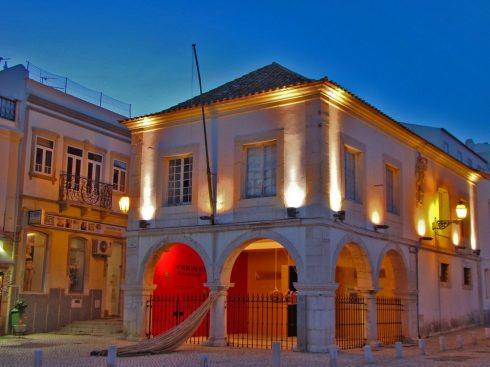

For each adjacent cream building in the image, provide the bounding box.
[121,63,489,351]
[0,65,131,334]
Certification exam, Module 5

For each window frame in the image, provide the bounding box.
[440,262,450,286]
[343,145,363,204]
[463,266,472,289]
[244,141,277,199]
[112,159,128,193]
[29,128,60,182]
[166,154,194,206]
[385,163,400,215]
[0,96,16,121]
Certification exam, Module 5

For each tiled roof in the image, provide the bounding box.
[161,62,313,113]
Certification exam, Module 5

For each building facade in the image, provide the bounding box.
[121,63,486,351]
[0,65,131,334]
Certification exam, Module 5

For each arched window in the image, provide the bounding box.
[68,238,86,293]
[23,232,48,292]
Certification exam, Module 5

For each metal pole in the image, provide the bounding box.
[192,44,215,224]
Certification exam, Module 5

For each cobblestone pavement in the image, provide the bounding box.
[2,327,490,367]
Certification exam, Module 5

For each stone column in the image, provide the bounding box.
[395,291,418,341]
[122,284,155,340]
[295,283,337,353]
[358,289,380,347]
[204,282,232,347]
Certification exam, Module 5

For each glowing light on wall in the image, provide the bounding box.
[285,179,305,208]
[417,219,426,237]
[140,117,152,127]
[328,107,342,212]
[140,133,156,221]
[452,230,460,246]
[371,210,381,225]
[469,184,477,249]
[283,129,305,209]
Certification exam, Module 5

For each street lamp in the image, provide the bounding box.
[432,200,467,230]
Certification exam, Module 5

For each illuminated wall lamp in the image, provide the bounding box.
[118,196,130,214]
[432,200,467,230]
[373,224,389,232]
[333,210,345,222]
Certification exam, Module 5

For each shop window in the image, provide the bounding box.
[112,159,127,193]
[167,155,193,206]
[385,164,400,214]
[245,142,277,198]
[23,232,47,292]
[0,96,16,121]
[68,238,86,293]
[463,267,472,288]
[344,147,362,202]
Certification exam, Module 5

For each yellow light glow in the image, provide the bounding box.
[140,133,156,221]
[329,107,342,212]
[327,87,347,103]
[285,181,305,208]
[455,201,467,220]
[417,219,426,237]
[452,230,460,246]
[119,196,130,214]
[140,117,152,127]
[469,184,477,249]
[371,211,381,225]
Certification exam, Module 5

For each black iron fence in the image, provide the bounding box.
[59,173,112,210]
[376,296,403,345]
[335,294,367,349]
[145,292,210,344]
[226,292,297,350]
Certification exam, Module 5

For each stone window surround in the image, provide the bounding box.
[156,143,200,216]
[110,151,130,195]
[339,133,366,207]
[382,154,402,218]
[439,261,451,288]
[233,129,284,209]
[28,127,60,183]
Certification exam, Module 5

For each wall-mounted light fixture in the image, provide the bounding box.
[118,196,130,214]
[473,249,481,256]
[286,207,299,219]
[373,224,389,232]
[139,220,150,229]
[333,210,345,222]
[432,200,467,230]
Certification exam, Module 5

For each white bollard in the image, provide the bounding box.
[439,336,446,352]
[327,345,338,367]
[395,342,403,359]
[485,328,490,339]
[418,339,427,356]
[200,355,209,367]
[107,345,117,367]
[34,350,43,367]
[363,345,374,364]
[272,341,281,367]
[471,331,478,346]
[456,335,464,349]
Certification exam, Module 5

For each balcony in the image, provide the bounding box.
[59,173,112,211]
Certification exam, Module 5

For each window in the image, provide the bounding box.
[344,148,361,202]
[457,151,462,161]
[463,267,472,287]
[112,160,127,192]
[34,137,54,175]
[66,146,83,190]
[385,165,399,214]
[167,156,193,206]
[68,238,86,293]
[0,96,16,121]
[440,263,450,283]
[23,232,47,292]
[443,142,449,154]
[87,152,103,194]
[467,158,473,168]
[245,142,277,198]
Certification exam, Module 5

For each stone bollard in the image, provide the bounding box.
[418,339,427,356]
[200,355,209,367]
[363,345,374,364]
[471,331,478,346]
[456,335,464,350]
[272,341,281,367]
[395,342,403,359]
[327,345,338,367]
[439,336,446,352]
[107,345,117,367]
[485,328,490,339]
[34,350,43,367]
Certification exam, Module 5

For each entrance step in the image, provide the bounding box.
[57,318,123,336]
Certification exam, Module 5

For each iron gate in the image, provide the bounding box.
[335,295,367,349]
[226,292,297,350]
[145,292,210,344]
[376,296,403,344]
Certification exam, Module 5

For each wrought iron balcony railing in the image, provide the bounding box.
[59,173,112,210]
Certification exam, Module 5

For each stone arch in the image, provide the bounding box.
[138,235,212,288]
[215,229,304,285]
[331,233,375,290]
[375,243,409,294]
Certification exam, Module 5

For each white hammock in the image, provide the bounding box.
[91,292,218,357]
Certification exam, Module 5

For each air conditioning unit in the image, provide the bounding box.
[92,239,112,256]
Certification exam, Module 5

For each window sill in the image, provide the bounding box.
[236,196,279,208]
[29,170,57,183]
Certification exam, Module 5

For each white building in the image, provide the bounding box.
[121,62,486,351]
[0,64,131,334]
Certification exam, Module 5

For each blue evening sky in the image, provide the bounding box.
[2,1,490,143]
